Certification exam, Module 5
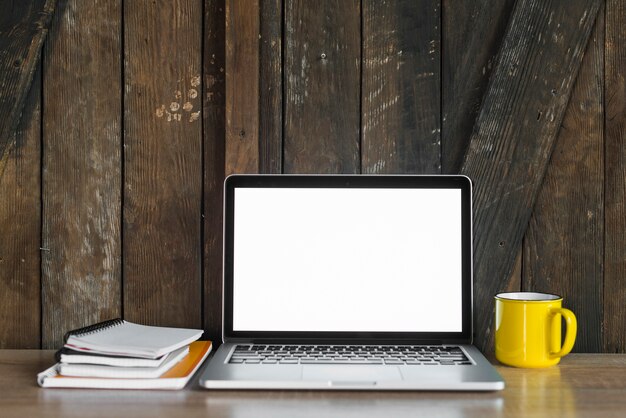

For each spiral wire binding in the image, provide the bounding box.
[63,318,125,342]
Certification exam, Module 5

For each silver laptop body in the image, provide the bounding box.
[199,175,504,391]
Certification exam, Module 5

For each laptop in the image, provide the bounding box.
[199,174,504,390]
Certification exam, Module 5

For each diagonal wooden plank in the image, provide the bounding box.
[441,0,516,174]
[442,0,518,353]
[0,0,56,177]
[524,12,604,353]
[460,0,602,352]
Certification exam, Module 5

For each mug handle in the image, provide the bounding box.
[550,308,577,358]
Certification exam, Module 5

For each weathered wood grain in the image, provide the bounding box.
[0,71,41,349]
[460,0,602,352]
[41,0,121,348]
[225,0,259,175]
[441,0,516,173]
[1,0,624,355]
[523,12,604,353]
[204,0,226,341]
[123,0,202,328]
[604,0,626,353]
[259,0,283,174]
[361,0,440,174]
[0,0,55,178]
[283,0,361,173]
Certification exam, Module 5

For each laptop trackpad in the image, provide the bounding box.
[302,365,402,384]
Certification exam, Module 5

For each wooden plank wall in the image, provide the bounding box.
[41,0,122,348]
[0,71,41,348]
[123,0,203,330]
[604,0,626,352]
[362,0,440,174]
[0,0,624,353]
[203,0,227,348]
[284,0,361,174]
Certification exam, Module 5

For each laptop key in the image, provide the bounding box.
[235,356,263,361]
[231,355,257,360]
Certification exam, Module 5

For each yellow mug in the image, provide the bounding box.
[495,292,577,368]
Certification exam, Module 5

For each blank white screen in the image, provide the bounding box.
[232,188,463,332]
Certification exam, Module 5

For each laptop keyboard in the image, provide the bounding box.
[228,345,472,365]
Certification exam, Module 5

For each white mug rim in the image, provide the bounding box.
[495,292,562,302]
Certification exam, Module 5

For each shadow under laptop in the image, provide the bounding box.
[203,392,504,418]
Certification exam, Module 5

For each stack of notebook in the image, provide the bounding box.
[37,319,211,389]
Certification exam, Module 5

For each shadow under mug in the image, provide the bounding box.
[495,292,577,368]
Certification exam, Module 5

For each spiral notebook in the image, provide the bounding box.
[63,319,203,359]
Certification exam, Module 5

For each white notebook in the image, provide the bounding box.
[58,346,189,378]
[57,348,168,367]
[63,319,203,359]
[38,341,212,390]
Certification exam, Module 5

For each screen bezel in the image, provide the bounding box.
[222,174,473,345]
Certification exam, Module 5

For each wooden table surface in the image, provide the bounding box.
[1,351,625,417]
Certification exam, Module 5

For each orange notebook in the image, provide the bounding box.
[37,341,212,390]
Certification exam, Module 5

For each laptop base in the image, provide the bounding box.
[199,343,504,391]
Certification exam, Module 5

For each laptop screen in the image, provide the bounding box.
[223,175,472,343]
